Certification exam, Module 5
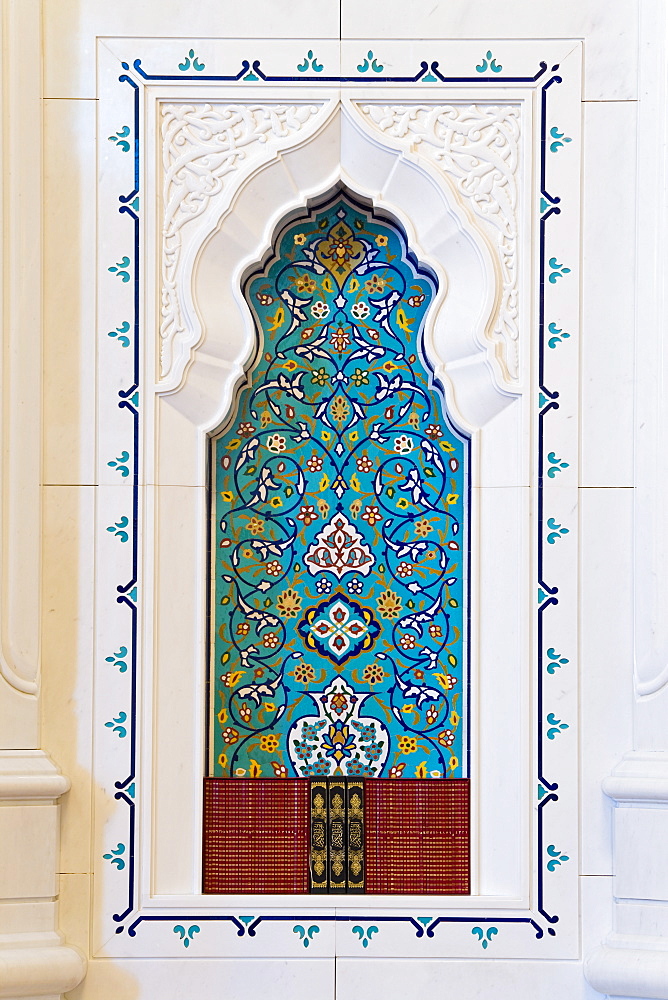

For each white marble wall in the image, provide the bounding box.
[0,0,661,997]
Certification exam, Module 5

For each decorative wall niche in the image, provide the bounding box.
[203,190,472,895]
[94,37,581,963]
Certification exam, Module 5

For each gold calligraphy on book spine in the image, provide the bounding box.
[309,780,328,893]
[347,780,365,893]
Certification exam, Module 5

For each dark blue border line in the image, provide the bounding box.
[537,794,560,927]
[108,55,565,945]
[125,911,545,940]
[537,74,563,791]
[535,74,564,929]
[426,915,546,939]
[113,788,136,925]
[118,73,140,200]
[129,57,549,86]
[537,588,559,795]
[432,60,548,85]
[540,76,563,206]
[110,70,142,924]
[114,594,137,796]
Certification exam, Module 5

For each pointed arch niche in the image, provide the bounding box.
[205,189,473,894]
[145,102,531,908]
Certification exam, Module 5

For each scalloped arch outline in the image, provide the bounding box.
[158,99,519,447]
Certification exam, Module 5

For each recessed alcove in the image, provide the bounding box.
[146,103,529,907]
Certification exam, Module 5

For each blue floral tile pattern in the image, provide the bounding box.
[213,194,469,781]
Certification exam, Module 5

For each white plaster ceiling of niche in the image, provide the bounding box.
[159,99,520,437]
[354,102,520,384]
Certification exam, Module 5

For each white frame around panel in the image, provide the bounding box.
[93,36,581,963]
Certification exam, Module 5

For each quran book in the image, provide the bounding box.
[327,778,347,893]
[346,779,365,893]
[309,779,328,893]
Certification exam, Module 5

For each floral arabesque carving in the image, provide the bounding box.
[160,103,324,379]
[357,103,521,381]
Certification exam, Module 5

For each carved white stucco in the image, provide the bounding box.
[159,100,523,395]
[160,103,326,380]
[356,103,520,381]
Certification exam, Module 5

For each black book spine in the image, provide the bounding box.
[309,779,328,893]
[346,779,365,892]
[328,778,347,893]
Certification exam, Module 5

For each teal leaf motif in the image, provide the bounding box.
[547,322,571,349]
[108,321,131,348]
[352,924,379,948]
[293,924,320,947]
[297,50,323,73]
[476,50,502,73]
[548,258,571,284]
[105,646,128,673]
[108,451,130,478]
[546,647,569,674]
[472,926,498,949]
[108,126,131,152]
[173,924,200,948]
[106,516,129,543]
[546,452,569,478]
[549,127,572,153]
[546,517,569,544]
[358,50,384,73]
[105,711,127,738]
[103,843,126,870]
[546,713,569,739]
[241,60,260,81]
[108,257,131,282]
[178,49,205,72]
[547,844,570,871]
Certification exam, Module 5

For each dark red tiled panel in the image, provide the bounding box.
[202,778,309,894]
[365,779,470,895]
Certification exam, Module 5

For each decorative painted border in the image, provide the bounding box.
[97,41,578,959]
[106,63,141,927]
[131,55,548,86]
